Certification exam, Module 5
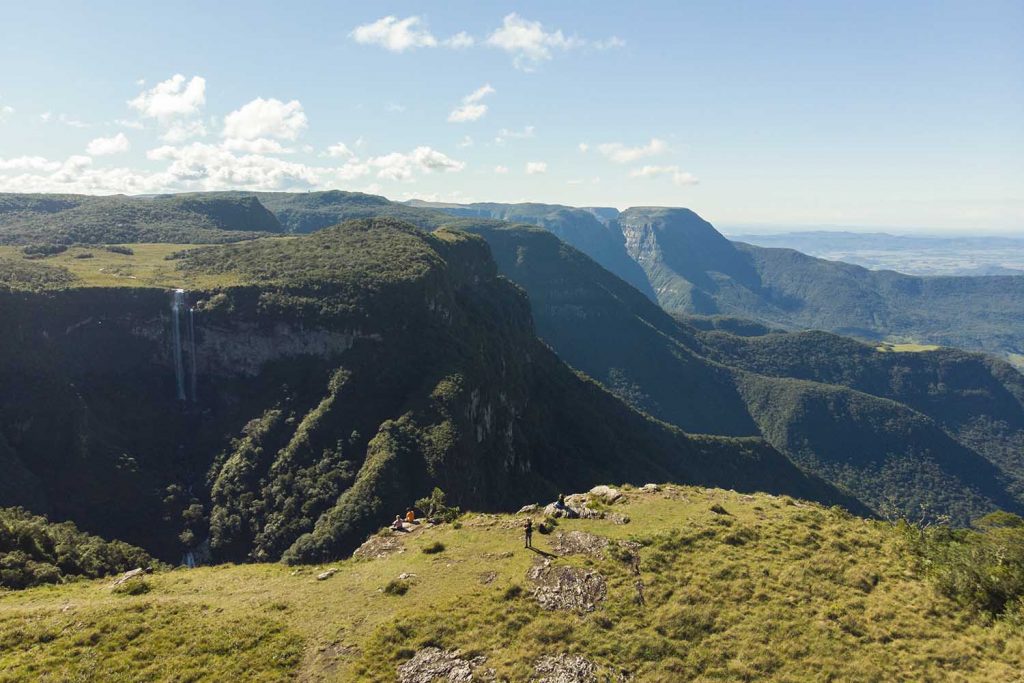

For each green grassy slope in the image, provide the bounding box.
[1,486,1021,681]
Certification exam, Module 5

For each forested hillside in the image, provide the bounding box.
[0,217,848,566]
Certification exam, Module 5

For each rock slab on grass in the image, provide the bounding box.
[528,561,607,613]
[397,648,489,683]
[532,654,598,683]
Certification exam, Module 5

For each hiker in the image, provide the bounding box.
[555,493,567,510]
[405,508,416,524]
[524,518,533,548]
[391,515,405,532]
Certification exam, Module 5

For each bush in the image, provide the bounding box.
[913,513,1024,615]
[21,243,67,258]
[384,579,410,596]
[414,487,460,523]
[104,245,135,255]
[421,541,446,555]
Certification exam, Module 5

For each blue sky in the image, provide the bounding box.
[0,0,1021,232]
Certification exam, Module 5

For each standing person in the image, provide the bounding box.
[524,518,533,549]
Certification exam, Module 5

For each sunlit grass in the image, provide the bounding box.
[2,486,1021,681]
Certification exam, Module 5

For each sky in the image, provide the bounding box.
[0,0,1021,233]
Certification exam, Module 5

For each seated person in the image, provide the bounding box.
[405,509,416,524]
[391,515,405,531]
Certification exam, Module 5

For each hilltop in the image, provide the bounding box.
[1,485,1021,681]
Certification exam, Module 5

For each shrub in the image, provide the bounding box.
[421,541,446,555]
[21,244,68,258]
[415,487,460,523]
[502,584,523,600]
[384,579,410,596]
[105,245,135,255]
[913,513,1024,615]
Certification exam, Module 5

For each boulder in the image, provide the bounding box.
[316,568,339,581]
[353,533,406,560]
[588,485,623,504]
[397,648,489,683]
[517,504,541,514]
[640,483,660,493]
[110,567,147,587]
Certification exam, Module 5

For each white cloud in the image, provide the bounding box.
[385,103,406,113]
[494,125,535,144]
[443,31,475,49]
[448,84,495,123]
[525,161,547,174]
[324,142,355,158]
[351,16,438,52]
[493,165,509,174]
[0,105,13,122]
[457,136,473,148]
[115,118,145,130]
[578,142,589,153]
[222,137,292,154]
[368,146,465,181]
[486,13,584,70]
[59,114,89,128]
[146,142,321,189]
[161,120,208,143]
[630,165,699,187]
[598,138,667,163]
[0,156,62,172]
[222,97,307,141]
[86,132,130,156]
[40,111,52,122]
[128,74,206,121]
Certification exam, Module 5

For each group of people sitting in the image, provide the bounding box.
[390,508,417,532]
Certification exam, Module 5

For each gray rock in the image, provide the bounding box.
[527,561,607,613]
[110,567,147,587]
[397,648,489,683]
[532,654,598,683]
[317,568,339,581]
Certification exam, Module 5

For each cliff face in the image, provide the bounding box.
[1,218,849,563]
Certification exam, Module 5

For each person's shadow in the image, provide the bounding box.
[527,546,557,558]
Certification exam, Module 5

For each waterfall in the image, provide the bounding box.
[182,551,196,569]
[171,289,186,401]
[187,306,198,402]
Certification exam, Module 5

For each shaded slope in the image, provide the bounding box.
[412,200,656,299]
[0,218,849,564]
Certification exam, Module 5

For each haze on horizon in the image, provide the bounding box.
[0,0,1021,234]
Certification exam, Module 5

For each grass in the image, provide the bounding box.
[876,342,943,353]
[1,486,1021,681]
[0,243,253,290]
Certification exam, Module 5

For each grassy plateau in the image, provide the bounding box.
[1,486,1021,682]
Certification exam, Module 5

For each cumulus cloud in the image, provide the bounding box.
[494,125,535,144]
[630,165,699,187]
[324,142,355,158]
[86,132,130,156]
[115,118,145,130]
[525,161,547,174]
[222,137,293,154]
[578,142,589,153]
[448,84,495,123]
[368,146,465,181]
[594,36,627,50]
[129,74,206,121]
[598,138,667,163]
[351,16,438,51]
[0,156,62,172]
[0,105,14,122]
[493,165,509,174]
[222,98,307,141]
[485,13,584,70]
